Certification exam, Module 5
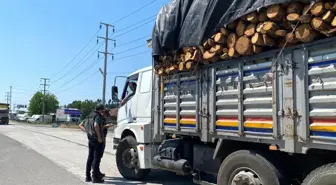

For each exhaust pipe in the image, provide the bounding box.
[152,155,191,175]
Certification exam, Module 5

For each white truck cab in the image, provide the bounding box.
[112,66,155,179]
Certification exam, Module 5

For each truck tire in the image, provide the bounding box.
[302,163,336,185]
[116,136,150,180]
[217,150,287,185]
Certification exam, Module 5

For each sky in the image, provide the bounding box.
[0,0,170,107]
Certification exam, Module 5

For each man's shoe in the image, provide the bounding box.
[92,178,104,183]
[85,177,92,182]
[99,172,105,177]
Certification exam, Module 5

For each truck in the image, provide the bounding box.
[0,103,9,125]
[111,1,336,185]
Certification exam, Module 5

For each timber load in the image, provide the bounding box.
[152,0,336,76]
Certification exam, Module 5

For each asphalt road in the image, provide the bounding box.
[0,122,194,185]
[0,133,85,185]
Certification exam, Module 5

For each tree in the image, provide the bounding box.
[28,92,59,116]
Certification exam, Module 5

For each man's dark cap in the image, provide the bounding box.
[95,103,105,111]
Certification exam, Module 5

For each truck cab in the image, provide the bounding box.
[112,66,154,179]
[0,103,9,125]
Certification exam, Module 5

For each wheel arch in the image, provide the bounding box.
[121,128,137,141]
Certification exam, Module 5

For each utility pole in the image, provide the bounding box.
[4,92,9,104]
[9,86,12,113]
[98,22,116,105]
[40,78,50,122]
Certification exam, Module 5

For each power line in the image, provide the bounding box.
[112,0,159,24]
[109,50,151,64]
[55,51,150,94]
[50,28,101,79]
[52,42,104,84]
[55,71,99,94]
[114,15,156,34]
[114,18,155,39]
[117,35,151,47]
[57,58,103,88]
[114,44,145,55]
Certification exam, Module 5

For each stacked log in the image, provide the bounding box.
[155,0,336,76]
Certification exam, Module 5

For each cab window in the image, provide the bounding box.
[121,74,138,100]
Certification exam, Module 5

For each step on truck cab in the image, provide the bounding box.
[112,37,336,185]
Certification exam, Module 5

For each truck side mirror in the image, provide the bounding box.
[112,86,118,101]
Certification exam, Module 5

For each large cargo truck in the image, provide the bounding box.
[0,103,9,125]
[111,1,336,185]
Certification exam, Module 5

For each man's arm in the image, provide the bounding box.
[94,116,103,143]
[79,120,86,133]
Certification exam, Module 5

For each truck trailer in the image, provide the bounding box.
[112,0,336,184]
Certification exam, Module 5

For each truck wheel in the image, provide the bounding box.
[217,150,287,185]
[302,163,336,185]
[116,136,150,180]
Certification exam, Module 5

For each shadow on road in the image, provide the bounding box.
[104,170,195,185]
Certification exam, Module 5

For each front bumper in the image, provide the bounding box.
[0,117,8,124]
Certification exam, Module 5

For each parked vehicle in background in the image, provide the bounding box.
[0,103,9,125]
[28,115,52,123]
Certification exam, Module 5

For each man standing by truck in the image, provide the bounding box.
[79,103,106,183]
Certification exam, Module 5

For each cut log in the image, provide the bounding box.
[275,29,288,37]
[303,4,311,14]
[331,2,336,12]
[286,32,299,44]
[332,16,336,27]
[220,28,229,36]
[185,61,195,70]
[287,2,303,14]
[262,34,276,46]
[322,10,335,23]
[179,62,186,71]
[227,21,237,30]
[236,19,246,37]
[251,33,264,46]
[244,23,256,37]
[258,8,268,22]
[256,22,264,33]
[184,52,193,62]
[220,48,229,60]
[300,14,312,24]
[227,33,238,48]
[282,19,295,30]
[267,4,286,21]
[310,2,325,16]
[252,45,262,54]
[169,65,178,72]
[261,21,278,37]
[208,39,215,47]
[324,2,333,10]
[214,32,227,44]
[312,17,332,32]
[182,47,193,54]
[228,47,239,57]
[203,40,211,49]
[203,51,216,60]
[246,12,259,23]
[295,24,316,42]
[235,36,253,55]
[210,44,224,54]
[278,39,288,48]
[287,13,300,22]
[190,49,202,62]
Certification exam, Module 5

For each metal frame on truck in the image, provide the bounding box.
[154,36,336,154]
[112,37,336,185]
